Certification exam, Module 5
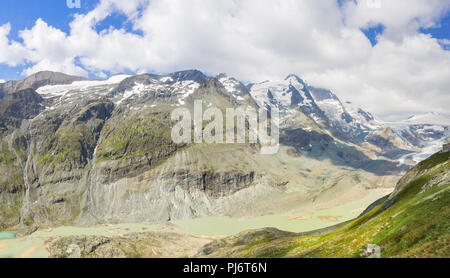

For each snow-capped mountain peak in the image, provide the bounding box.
[404,112,450,126]
[249,75,311,110]
[249,74,383,142]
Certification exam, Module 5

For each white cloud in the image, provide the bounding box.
[0,79,5,83]
[0,23,30,66]
[19,19,88,77]
[0,0,449,119]
[342,0,450,41]
[304,33,450,120]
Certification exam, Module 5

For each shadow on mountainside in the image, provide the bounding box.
[280,128,410,176]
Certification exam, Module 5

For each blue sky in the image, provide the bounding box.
[0,0,152,80]
[0,1,98,38]
[0,0,449,81]
[0,0,95,80]
[421,11,450,49]
[0,0,449,118]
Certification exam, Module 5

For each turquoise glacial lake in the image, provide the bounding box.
[0,232,16,240]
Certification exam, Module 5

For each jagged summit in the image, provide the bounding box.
[166,69,207,83]
[284,73,305,85]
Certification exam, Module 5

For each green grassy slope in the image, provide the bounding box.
[198,150,450,258]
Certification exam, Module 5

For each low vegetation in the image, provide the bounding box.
[96,112,182,162]
[198,151,450,258]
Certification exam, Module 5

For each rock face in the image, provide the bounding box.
[0,88,45,132]
[443,143,450,152]
[0,70,448,230]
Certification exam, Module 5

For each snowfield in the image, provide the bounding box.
[36,74,131,97]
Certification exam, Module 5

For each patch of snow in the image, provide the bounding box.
[116,79,200,106]
[37,74,131,97]
[117,83,147,104]
[174,80,200,105]
[315,98,345,120]
[160,76,173,83]
[218,74,247,101]
[219,76,238,92]
[251,80,293,108]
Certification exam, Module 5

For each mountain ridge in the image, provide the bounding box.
[3,69,447,126]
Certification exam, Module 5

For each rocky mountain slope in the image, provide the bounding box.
[0,70,448,230]
[197,149,450,258]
